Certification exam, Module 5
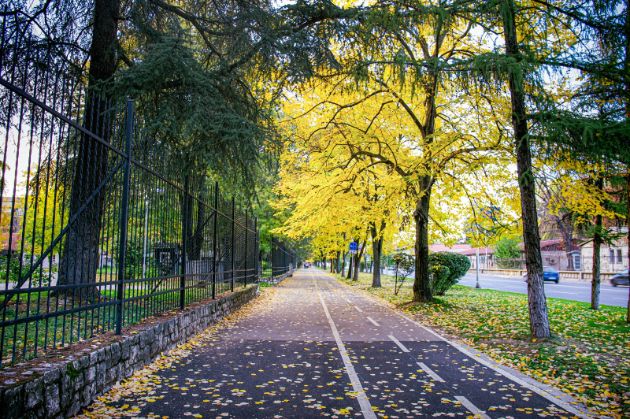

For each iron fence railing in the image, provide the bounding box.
[0,13,297,368]
[260,238,297,280]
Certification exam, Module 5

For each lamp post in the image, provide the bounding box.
[475,246,481,289]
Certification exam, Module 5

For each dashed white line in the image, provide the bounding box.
[395,311,590,418]
[354,305,364,313]
[388,334,410,352]
[417,362,445,383]
[455,396,490,419]
[312,273,376,419]
[366,316,380,327]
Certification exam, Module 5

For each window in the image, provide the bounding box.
[609,249,615,264]
[618,249,623,263]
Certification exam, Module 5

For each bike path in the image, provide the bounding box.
[80,269,586,418]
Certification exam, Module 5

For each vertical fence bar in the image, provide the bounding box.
[116,99,133,335]
[180,177,189,310]
[212,182,218,299]
[254,218,258,281]
[231,197,235,292]
[244,212,248,287]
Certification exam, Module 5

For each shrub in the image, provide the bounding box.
[429,252,471,295]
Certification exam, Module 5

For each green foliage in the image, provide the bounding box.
[111,238,144,279]
[0,254,49,285]
[428,252,471,295]
[112,35,272,189]
[495,237,522,269]
[495,237,521,260]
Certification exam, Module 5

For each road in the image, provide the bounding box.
[460,272,629,307]
[83,269,587,418]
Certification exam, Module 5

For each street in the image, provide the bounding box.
[460,273,629,307]
[84,270,586,418]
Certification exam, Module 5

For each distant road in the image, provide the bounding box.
[460,272,629,307]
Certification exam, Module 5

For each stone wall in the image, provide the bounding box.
[0,285,258,419]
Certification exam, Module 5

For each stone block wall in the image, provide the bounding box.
[0,285,258,419]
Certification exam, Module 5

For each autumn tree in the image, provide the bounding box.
[279,2,512,302]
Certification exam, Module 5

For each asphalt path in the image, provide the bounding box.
[84,270,588,418]
[460,273,629,307]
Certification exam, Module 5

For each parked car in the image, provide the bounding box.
[543,266,560,283]
[611,269,629,287]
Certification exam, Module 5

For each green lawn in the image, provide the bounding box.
[338,271,629,418]
[1,280,247,367]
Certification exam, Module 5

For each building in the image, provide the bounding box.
[430,238,593,272]
[428,244,494,269]
[579,228,628,273]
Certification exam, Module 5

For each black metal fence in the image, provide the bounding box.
[0,13,289,367]
[260,237,297,280]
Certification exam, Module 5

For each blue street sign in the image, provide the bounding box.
[349,241,358,252]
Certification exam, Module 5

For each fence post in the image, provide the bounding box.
[244,212,248,287]
[115,99,133,335]
[231,197,235,292]
[212,182,218,299]
[254,217,258,282]
[180,176,189,310]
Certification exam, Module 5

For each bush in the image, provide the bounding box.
[429,252,471,295]
[495,237,520,258]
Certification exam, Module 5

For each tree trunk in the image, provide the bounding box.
[183,178,207,260]
[592,213,602,310]
[370,222,384,288]
[623,5,630,324]
[353,238,366,281]
[502,0,550,338]
[592,177,604,310]
[626,174,629,323]
[341,251,347,276]
[413,181,432,302]
[335,251,340,273]
[59,0,120,298]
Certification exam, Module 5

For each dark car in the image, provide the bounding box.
[543,266,560,283]
[303,262,311,269]
[611,269,629,287]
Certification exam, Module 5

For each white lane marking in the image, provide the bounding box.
[312,274,376,419]
[395,312,590,418]
[417,362,445,383]
[455,396,490,419]
[354,305,364,313]
[315,270,591,418]
[366,316,380,327]
[388,334,410,353]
